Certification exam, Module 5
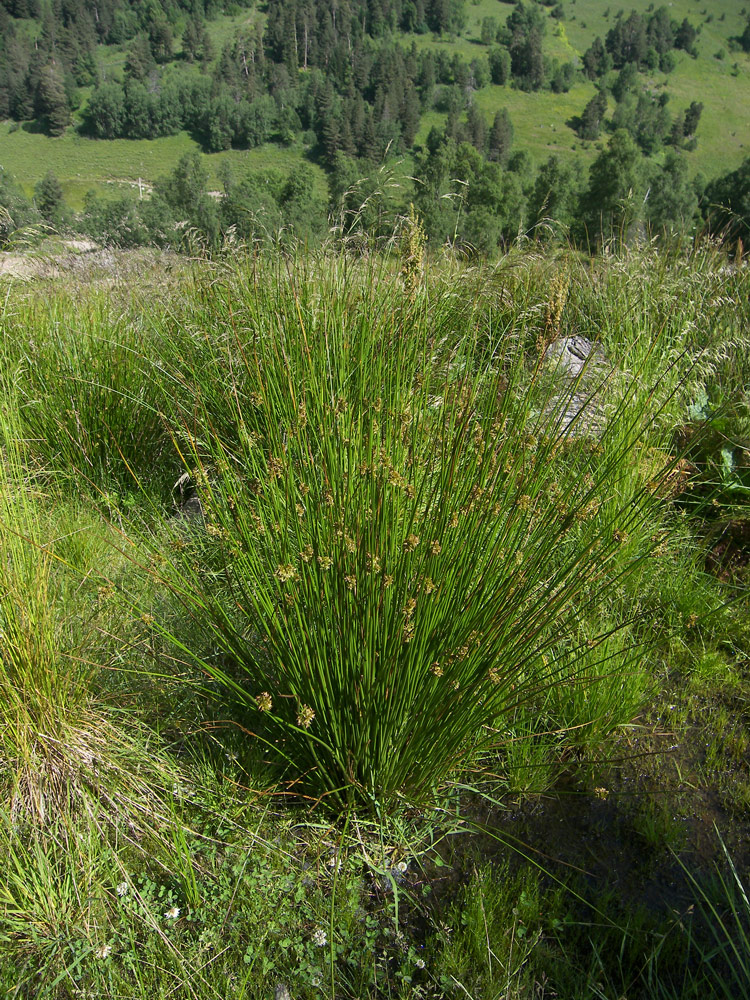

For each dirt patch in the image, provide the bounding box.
[61,239,98,252]
[0,253,40,280]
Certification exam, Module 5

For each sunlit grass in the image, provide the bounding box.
[0,239,747,996]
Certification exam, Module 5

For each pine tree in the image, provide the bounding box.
[465,101,486,153]
[35,169,64,222]
[488,107,513,165]
[683,101,703,138]
[578,90,607,141]
[582,36,610,79]
[182,16,201,62]
[675,17,698,55]
[36,60,70,135]
[400,80,421,147]
[148,18,173,64]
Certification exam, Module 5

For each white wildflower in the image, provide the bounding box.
[96,943,112,960]
[164,906,181,920]
[311,927,328,947]
[116,881,128,897]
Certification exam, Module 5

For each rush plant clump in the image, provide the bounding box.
[141,252,687,813]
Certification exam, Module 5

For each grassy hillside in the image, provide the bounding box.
[1,0,749,205]
[0,126,327,210]
[414,0,750,176]
[0,240,749,997]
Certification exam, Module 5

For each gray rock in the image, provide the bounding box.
[540,336,614,438]
[543,336,609,379]
[172,471,204,523]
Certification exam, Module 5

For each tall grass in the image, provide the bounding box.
[0,279,178,499]
[0,367,179,829]
[128,249,692,813]
[0,241,748,995]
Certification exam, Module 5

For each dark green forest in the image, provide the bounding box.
[1,0,750,252]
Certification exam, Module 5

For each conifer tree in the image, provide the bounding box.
[36,60,69,134]
[35,170,64,222]
[488,107,513,164]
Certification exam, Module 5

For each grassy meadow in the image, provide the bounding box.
[2,0,750,206]
[0,124,327,210]
[0,234,748,997]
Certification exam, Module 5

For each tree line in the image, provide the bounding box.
[3,131,750,256]
[1,0,709,160]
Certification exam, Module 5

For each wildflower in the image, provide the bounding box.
[396,860,408,873]
[116,881,129,897]
[317,555,333,570]
[415,957,426,969]
[96,943,112,960]
[430,540,442,556]
[297,705,315,729]
[403,533,420,552]
[312,927,328,947]
[275,563,300,584]
[594,787,610,800]
[256,691,273,712]
[165,907,181,920]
